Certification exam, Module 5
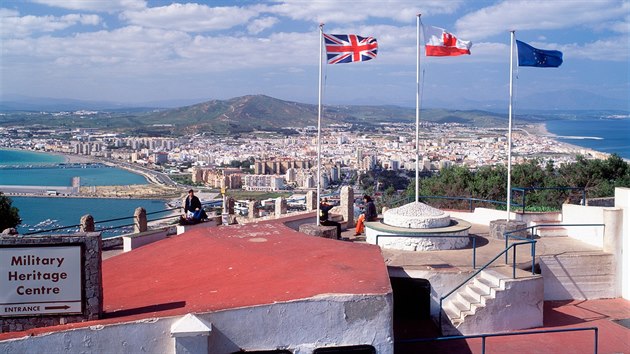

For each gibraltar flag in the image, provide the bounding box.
[424,25,472,56]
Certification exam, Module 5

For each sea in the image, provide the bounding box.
[545,117,630,159]
[0,150,172,237]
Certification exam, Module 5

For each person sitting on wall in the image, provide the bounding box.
[355,194,377,236]
[180,189,207,225]
[319,198,341,239]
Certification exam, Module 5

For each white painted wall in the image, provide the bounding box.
[366,227,469,251]
[1,295,394,354]
[449,208,512,226]
[561,204,606,248]
[615,187,630,300]
[452,272,543,335]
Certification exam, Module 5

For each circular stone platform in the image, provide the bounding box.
[365,218,472,251]
[384,202,451,229]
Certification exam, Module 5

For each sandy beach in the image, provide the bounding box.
[520,122,610,159]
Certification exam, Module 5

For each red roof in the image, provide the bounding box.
[0,218,391,339]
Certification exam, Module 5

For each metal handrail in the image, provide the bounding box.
[376,234,477,269]
[397,326,598,354]
[438,239,536,333]
[22,205,188,236]
[504,223,605,266]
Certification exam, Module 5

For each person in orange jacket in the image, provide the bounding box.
[355,194,377,236]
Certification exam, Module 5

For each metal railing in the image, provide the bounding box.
[511,186,586,213]
[397,326,599,354]
[20,203,202,236]
[438,239,536,332]
[503,224,605,266]
[376,234,478,269]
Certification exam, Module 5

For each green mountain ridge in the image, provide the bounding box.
[0,94,539,135]
[136,95,509,134]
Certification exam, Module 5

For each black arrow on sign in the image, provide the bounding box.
[45,305,70,310]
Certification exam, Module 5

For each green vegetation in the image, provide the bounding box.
[403,154,630,211]
[169,174,194,185]
[0,192,21,230]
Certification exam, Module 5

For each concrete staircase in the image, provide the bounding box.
[440,266,543,336]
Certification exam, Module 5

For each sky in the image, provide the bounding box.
[1,0,629,109]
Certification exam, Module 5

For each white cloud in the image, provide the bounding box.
[0,10,102,38]
[30,0,146,12]
[558,38,630,61]
[1,26,318,75]
[247,16,279,34]
[267,0,462,24]
[455,0,629,40]
[119,3,262,32]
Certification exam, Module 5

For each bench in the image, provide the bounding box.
[123,228,170,252]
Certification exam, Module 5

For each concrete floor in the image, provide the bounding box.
[393,298,630,354]
[342,222,603,274]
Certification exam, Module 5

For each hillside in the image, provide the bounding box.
[0,94,515,134]
[136,95,507,134]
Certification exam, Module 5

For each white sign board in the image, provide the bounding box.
[1,246,82,316]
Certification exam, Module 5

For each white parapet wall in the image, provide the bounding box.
[614,187,630,300]
[1,295,394,354]
[123,228,170,252]
[561,204,606,248]
[449,208,512,226]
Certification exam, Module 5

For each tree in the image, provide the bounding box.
[0,192,21,231]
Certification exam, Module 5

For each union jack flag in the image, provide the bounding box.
[324,33,378,64]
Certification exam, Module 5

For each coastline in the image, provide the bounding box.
[521,123,611,160]
[1,147,188,202]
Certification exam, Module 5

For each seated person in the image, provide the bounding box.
[355,194,377,236]
[180,189,208,224]
[319,198,341,239]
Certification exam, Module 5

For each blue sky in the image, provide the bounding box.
[1,0,628,109]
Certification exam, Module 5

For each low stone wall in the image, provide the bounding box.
[489,220,527,240]
[299,224,337,239]
[586,197,614,207]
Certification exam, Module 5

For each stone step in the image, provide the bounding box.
[474,275,500,296]
[446,298,470,318]
[457,289,482,309]
[530,220,568,237]
[466,284,493,304]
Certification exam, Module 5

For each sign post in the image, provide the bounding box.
[1,245,83,316]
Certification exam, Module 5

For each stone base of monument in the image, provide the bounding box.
[489,219,528,240]
[365,219,472,251]
[299,224,338,239]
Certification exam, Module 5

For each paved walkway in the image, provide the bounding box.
[394,298,630,354]
[342,223,603,274]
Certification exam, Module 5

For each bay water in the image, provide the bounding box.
[545,117,630,159]
[0,149,172,237]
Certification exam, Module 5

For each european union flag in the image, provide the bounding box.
[516,40,563,68]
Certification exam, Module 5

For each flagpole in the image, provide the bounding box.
[415,13,421,203]
[506,30,515,221]
[316,23,324,226]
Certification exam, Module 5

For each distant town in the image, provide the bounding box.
[0,117,607,194]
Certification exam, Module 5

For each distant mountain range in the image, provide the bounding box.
[0,93,627,135]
